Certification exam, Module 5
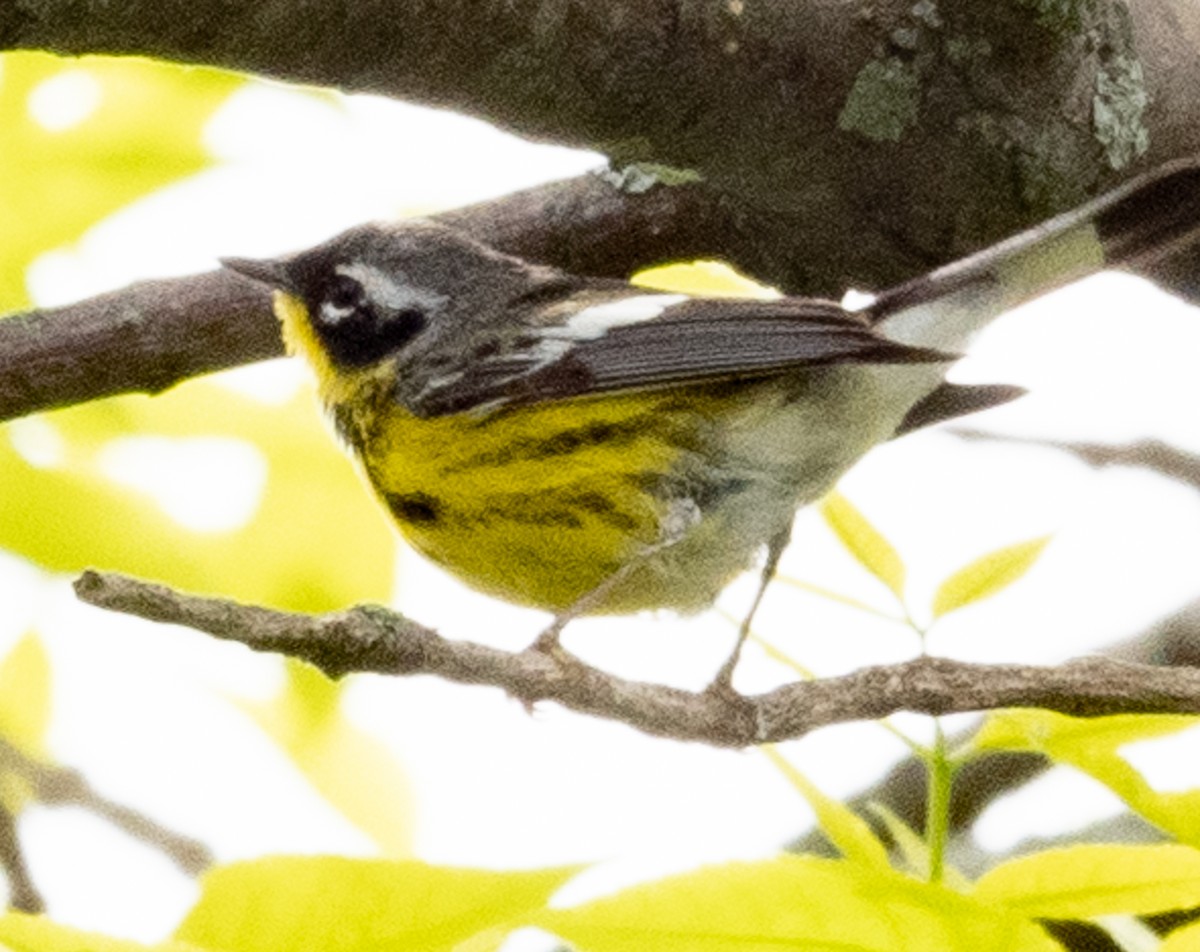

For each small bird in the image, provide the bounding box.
[223,160,1200,687]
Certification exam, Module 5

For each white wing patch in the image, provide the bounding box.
[556,293,688,340]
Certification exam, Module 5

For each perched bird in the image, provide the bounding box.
[223,160,1200,686]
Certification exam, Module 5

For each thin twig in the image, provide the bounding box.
[0,796,43,913]
[0,737,212,876]
[73,569,1200,748]
[952,431,1200,491]
[794,591,1200,860]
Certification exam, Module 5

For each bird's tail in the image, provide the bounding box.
[872,158,1200,351]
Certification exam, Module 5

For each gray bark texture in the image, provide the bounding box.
[4,0,1199,295]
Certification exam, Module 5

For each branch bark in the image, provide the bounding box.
[953,431,1200,491]
[5,2,1200,422]
[5,0,1200,295]
[795,591,1200,861]
[0,799,43,914]
[0,737,212,877]
[73,570,1200,748]
[0,174,730,421]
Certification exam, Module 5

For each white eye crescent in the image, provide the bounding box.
[330,262,448,318]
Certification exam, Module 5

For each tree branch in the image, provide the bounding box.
[0,173,730,422]
[73,570,1200,747]
[796,591,1200,859]
[6,0,1200,295]
[953,431,1200,491]
[0,737,212,877]
[0,798,43,914]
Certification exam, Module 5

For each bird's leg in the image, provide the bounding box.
[528,558,646,655]
[706,526,792,695]
[527,499,700,656]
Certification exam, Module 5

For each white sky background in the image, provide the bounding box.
[6,74,1200,944]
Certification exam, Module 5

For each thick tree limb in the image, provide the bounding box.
[73,570,1200,747]
[0,174,729,422]
[0,737,212,877]
[4,0,1200,295]
[6,4,1200,422]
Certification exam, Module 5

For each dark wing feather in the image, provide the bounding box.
[893,383,1026,436]
[412,296,954,417]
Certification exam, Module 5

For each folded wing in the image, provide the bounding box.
[410,296,953,417]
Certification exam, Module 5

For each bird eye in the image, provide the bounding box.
[326,273,364,310]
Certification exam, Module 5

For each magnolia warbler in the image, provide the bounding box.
[223,161,1200,683]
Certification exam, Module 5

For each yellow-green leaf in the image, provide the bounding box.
[0,379,396,613]
[761,746,889,869]
[1162,919,1200,951]
[0,633,54,811]
[931,536,1049,619]
[820,492,906,599]
[237,660,414,856]
[0,633,51,756]
[536,855,1059,952]
[633,260,780,299]
[975,710,1200,846]
[175,857,577,952]
[0,912,203,952]
[974,844,1200,918]
[0,52,241,311]
[975,710,1200,758]
[864,802,968,891]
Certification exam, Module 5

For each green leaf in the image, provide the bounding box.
[975,710,1200,846]
[0,379,396,612]
[864,802,968,890]
[1161,919,1200,951]
[0,52,241,311]
[974,844,1200,918]
[0,633,53,811]
[931,536,1049,619]
[633,260,779,299]
[760,746,889,869]
[975,710,1199,757]
[536,856,1059,952]
[0,633,51,756]
[0,912,203,951]
[819,492,907,599]
[237,660,414,856]
[175,857,577,952]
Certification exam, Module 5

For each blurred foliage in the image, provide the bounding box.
[237,660,414,856]
[538,854,1059,951]
[0,380,395,612]
[0,50,411,911]
[0,633,50,757]
[977,709,1200,846]
[0,912,202,951]
[760,745,891,871]
[974,843,1200,918]
[633,259,780,299]
[174,857,577,952]
[0,633,51,810]
[1164,919,1200,951]
[3,48,1200,952]
[0,52,241,310]
[6,831,1200,949]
